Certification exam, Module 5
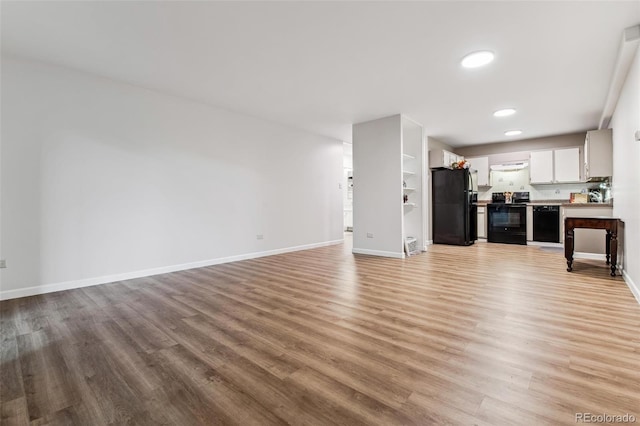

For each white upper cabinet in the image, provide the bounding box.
[529,150,554,184]
[553,147,581,183]
[467,156,489,186]
[530,148,580,184]
[429,149,462,169]
[584,129,612,179]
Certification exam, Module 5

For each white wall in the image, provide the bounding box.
[352,115,403,257]
[0,56,343,299]
[426,136,454,242]
[610,45,640,301]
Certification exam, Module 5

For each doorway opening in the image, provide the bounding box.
[343,142,353,232]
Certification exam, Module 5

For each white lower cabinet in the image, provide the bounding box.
[477,206,486,239]
[526,205,533,241]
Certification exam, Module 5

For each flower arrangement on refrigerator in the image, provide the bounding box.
[451,159,470,169]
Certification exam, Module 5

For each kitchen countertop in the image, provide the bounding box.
[560,202,613,208]
[476,200,613,207]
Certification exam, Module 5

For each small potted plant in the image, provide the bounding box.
[451,159,470,169]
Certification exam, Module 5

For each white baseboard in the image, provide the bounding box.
[527,241,562,248]
[622,270,640,305]
[0,239,344,301]
[573,252,607,261]
[352,248,405,259]
[426,240,434,246]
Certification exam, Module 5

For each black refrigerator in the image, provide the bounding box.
[432,168,477,245]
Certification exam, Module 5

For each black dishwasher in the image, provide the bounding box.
[533,205,560,243]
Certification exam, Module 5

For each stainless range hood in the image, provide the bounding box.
[585,176,610,183]
[490,162,529,171]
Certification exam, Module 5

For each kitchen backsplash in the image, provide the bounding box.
[478,169,597,201]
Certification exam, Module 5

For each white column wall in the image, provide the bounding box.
[352,115,403,257]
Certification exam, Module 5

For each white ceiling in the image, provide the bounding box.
[2,1,639,147]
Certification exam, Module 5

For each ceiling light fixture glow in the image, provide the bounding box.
[505,130,523,136]
[461,50,495,68]
[493,108,516,117]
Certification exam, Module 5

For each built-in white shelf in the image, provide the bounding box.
[403,153,416,160]
[402,170,415,175]
[403,203,416,207]
[403,187,416,191]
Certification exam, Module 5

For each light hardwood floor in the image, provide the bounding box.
[1,238,639,425]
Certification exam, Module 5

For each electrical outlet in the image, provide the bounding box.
[520,186,525,190]
[0,259,6,268]
[366,233,374,238]
[555,189,561,194]
[338,183,342,189]
[256,234,264,240]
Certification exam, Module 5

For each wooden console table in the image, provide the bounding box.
[564,217,622,276]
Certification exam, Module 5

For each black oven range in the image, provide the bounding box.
[487,192,530,245]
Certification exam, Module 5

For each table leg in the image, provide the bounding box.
[565,228,574,272]
[605,231,611,265]
[610,230,617,277]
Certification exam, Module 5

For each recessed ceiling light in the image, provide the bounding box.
[505,130,522,136]
[461,51,495,68]
[493,108,516,117]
